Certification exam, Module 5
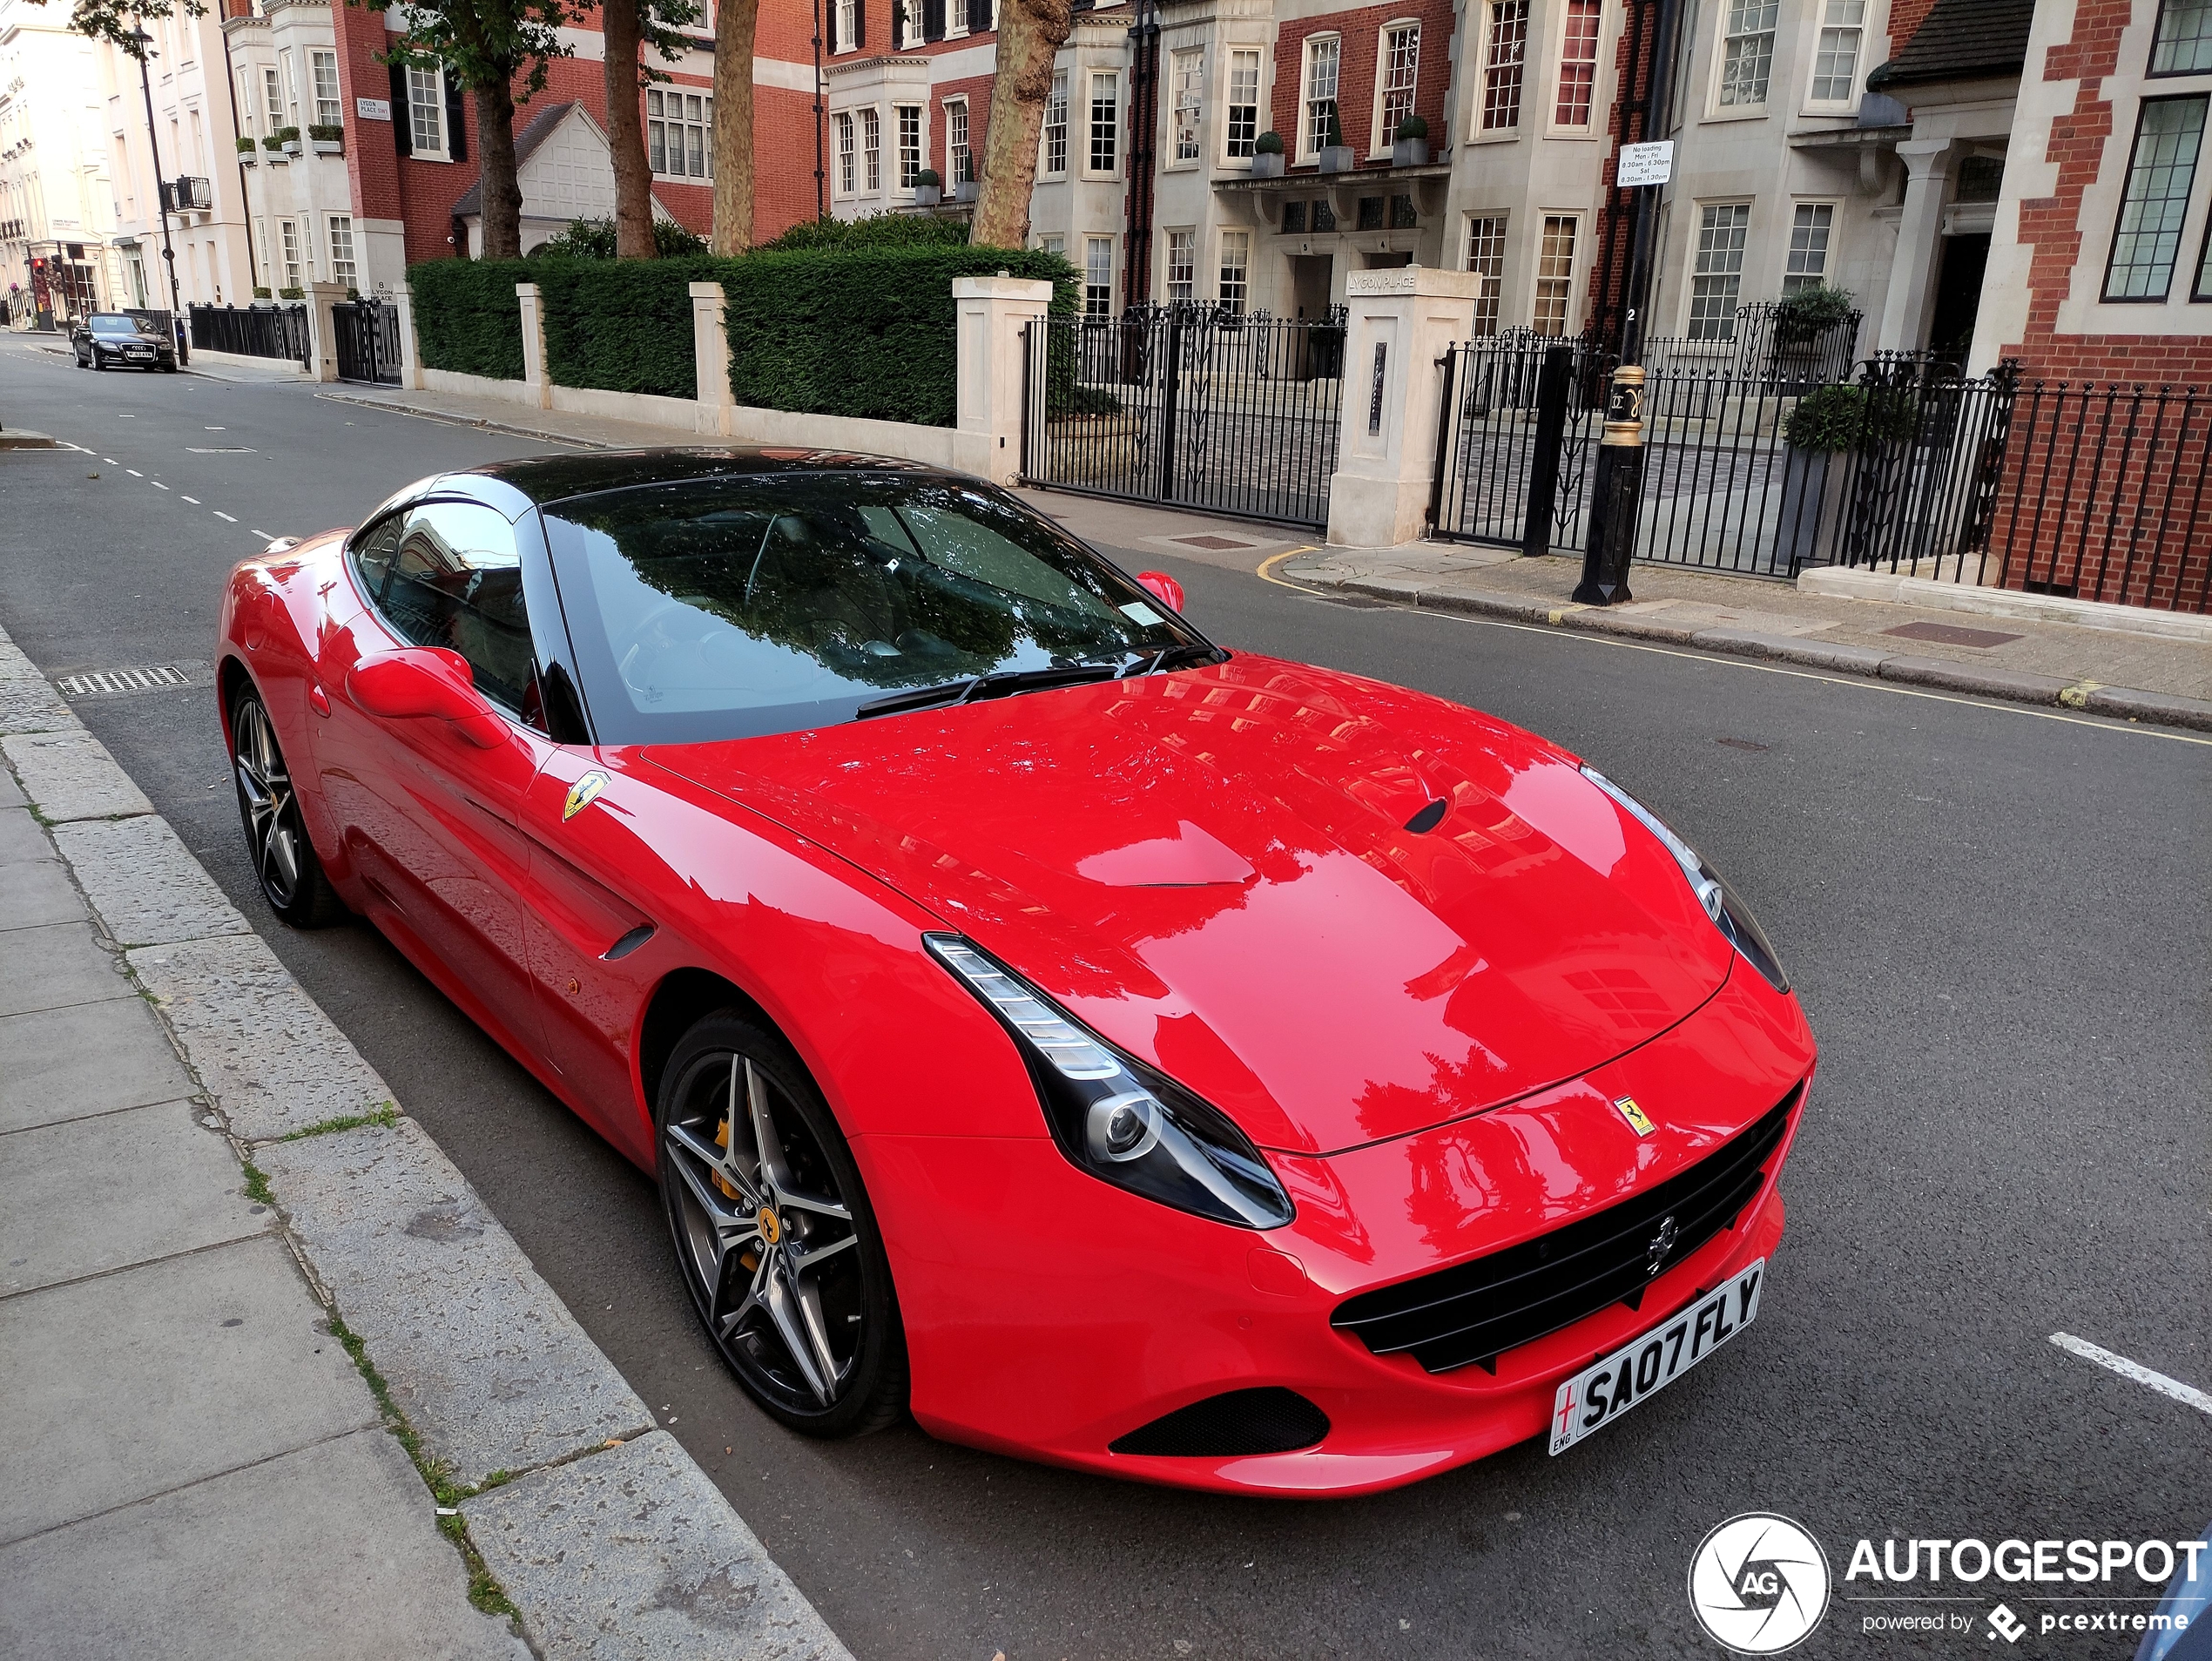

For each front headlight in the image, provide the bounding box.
[926,935,1295,1229]
[1580,766,1789,993]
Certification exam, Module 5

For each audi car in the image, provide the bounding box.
[72,311,178,372]
[215,448,1815,1496]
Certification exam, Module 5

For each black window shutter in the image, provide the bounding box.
[967,0,989,31]
[444,71,467,162]
[853,0,866,50]
[389,62,412,156]
[922,0,944,42]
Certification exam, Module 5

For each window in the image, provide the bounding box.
[1084,235,1114,317]
[2151,0,2212,74]
[834,0,858,51]
[1217,229,1250,314]
[1171,49,1202,163]
[1808,0,1864,105]
[2104,97,2207,300]
[946,98,970,186]
[327,214,356,287]
[1166,229,1195,302]
[1533,213,1576,334]
[1089,71,1119,173]
[1379,23,1419,147]
[278,218,301,288]
[1039,233,1065,257]
[1301,35,1340,156]
[1555,0,1601,126]
[237,70,258,137]
[1467,214,1507,334]
[280,50,300,126]
[1783,203,1833,292]
[368,504,536,719]
[1044,71,1068,175]
[408,66,444,157]
[310,50,341,128]
[262,66,283,138]
[648,91,711,179]
[2195,213,2212,300]
[897,104,922,189]
[1226,49,1259,159]
[1689,202,1751,336]
[1716,1,1778,108]
[834,112,855,194]
[862,107,881,192]
[1483,3,1528,131]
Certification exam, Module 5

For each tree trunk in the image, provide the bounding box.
[603,0,655,257]
[709,0,758,255]
[971,0,1072,250]
[475,78,525,259]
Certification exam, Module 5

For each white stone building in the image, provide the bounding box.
[223,0,363,299]
[0,0,123,327]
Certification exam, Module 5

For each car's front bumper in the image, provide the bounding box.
[862,966,1815,1496]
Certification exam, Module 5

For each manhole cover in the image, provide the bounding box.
[1882,620,2023,649]
[57,665,192,697]
[1171,534,1258,550]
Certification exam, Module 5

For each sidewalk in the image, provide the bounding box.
[0,625,849,1658]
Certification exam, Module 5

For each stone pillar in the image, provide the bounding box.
[388,284,424,390]
[306,280,348,383]
[1877,139,1958,354]
[516,282,551,409]
[953,273,1055,483]
[1324,267,1480,549]
[691,280,732,436]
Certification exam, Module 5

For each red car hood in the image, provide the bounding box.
[644,654,1733,1156]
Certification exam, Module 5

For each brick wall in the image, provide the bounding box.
[1271,0,1455,160]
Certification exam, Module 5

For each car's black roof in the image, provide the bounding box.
[457,446,948,508]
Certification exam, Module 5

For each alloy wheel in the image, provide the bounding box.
[662,1050,867,1415]
[231,696,308,909]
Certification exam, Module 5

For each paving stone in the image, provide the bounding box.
[1876,653,2075,702]
[0,1428,528,1661]
[54,813,250,948]
[0,1235,374,1543]
[0,921,130,1019]
[0,804,54,866]
[1,729,153,822]
[1689,628,1894,675]
[0,677,72,736]
[0,1102,266,1295]
[258,1118,654,1487]
[126,931,390,1140]
[0,997,198,1134]
[0,765,21,808]
[464,1431,852,1661]
[0,857,82,930]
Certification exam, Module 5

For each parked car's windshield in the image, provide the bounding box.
[91,314,162,337]
[540,471,1211,744]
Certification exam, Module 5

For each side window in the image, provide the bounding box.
[349,513,405,600]
[376,502,542,723]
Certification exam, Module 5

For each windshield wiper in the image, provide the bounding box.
[854,662,1126,720]
[1117,643,1224,679]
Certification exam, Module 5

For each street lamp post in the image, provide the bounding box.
[1571,0,1685,606]
[130,25,189,365]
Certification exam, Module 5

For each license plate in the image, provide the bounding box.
[1548,1259,1765,1455]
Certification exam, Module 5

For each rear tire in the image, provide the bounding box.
[228,685,346,928]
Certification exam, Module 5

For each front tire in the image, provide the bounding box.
[656,1013,907,1439]
[90,347,105,371]
[228,685,345,928]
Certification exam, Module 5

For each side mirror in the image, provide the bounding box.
[1136,571,1186,614]
[347,647,506,749]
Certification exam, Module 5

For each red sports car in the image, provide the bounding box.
[217,449,1814,1496]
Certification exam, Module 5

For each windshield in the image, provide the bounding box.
[91,314,162,336]
[541,472,1215,744]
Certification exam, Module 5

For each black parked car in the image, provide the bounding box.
[72,313,177,373]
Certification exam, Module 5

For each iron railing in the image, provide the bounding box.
[1641,301,1864,387]
[1020,307,1344,529]
[188,302,310,365]
[332,298,403,385]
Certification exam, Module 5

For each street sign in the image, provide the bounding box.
[1617,140,1674,188]
[356,97,392,121]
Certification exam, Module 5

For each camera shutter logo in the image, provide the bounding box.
[1687,1514,1831,1654]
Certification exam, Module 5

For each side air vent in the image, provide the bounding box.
[1108,1388,1330,1457]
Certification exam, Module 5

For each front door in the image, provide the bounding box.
[1927,233,1990,370]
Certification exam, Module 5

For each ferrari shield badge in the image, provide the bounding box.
[563,771,610,823]
[1613,1096,1656,1137]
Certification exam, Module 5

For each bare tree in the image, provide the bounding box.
[709,0,759,254]
[602,0,701,259]
[970,0,1071,250]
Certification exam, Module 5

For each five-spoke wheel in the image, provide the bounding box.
[228,686,344,927]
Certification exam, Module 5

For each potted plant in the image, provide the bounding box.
[278,285,305,300]
[1317,103,1354,173]
[952,156,978,204]
[235,134,258,165]
[260,132,287,162]
[913,166,941,206]
[1392,113,1429,167]
[1251,130,1285,178]
[252,286,273,300]
[273,125,302,157]
[1777,383,1919,569]
[307,122,344,155]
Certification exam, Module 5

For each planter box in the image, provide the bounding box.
[311,138,341,155]
[1392,138,1429,167]
[1251,152,1284,179]
[1318,145,1356,173]
[280,140,301,157]
[238,152,257,166]
[914,185,941,206]
[953,179,978,204]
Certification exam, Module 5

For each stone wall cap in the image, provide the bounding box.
[1345,266,1482,299]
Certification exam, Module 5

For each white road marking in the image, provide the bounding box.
[180,496,199,503]
[126,469,142,476]
[205,426,225,430]
[250,529,273,538]
[213,511,238,523]
[151,480,169,490]
[103,457,118,465]
[117,414,133,418]
[2050,1334,2212,1416]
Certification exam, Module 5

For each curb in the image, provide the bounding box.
[0,624,853,1661]
[316,388,614,451]
[1312,571,2212,733]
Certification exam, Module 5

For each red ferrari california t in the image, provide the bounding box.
[217,449,1814,1496]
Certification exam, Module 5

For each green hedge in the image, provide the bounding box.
[408,259,532,381]
[759,212,969,253]
[535,255,722,400]
[722,246,1078,428]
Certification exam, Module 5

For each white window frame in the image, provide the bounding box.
[1298,33,1341,159]
[1083,234,1115,318]
[1042,71,1069,177]
[943,96,970,188]
[1170,47,1203,167]
[861,106,882,193]
[1687,200,1753,337]
[1466,212,1508,334]
[1224,47,1260,161]
[261,66,284,141]
[1710,0,1779,115]
[1086,71,1120,177]
[1530,212,1579,336]
[1217,227,1251,315]
[237,68,259,138]
[833,0,859,54]
[1781,199,1838,293]
[1371,20,1419,156]
[1479,1,1529,134]
[833,111,855,195]
[310,49,341,128]
[327,213,356,287]
[895,103,924,192]
[407,65,448,161]
[647,89,712,181]
[278,216,302,288]
[1550,0,1603,132]
[1804,0,1865,111]
[1164,227,1196,302]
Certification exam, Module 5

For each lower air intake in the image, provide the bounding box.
[1108,1388,1330,1457]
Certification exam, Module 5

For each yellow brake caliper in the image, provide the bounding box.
[716,1116,761,1273]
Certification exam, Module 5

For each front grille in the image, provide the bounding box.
[1109,1388,1331,1457]
[1332,1085,1800,1375]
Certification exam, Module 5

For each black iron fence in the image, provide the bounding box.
[1020,306,1344,529]
[188,302,310,366]
[1641,301,1865,388]
[332,298,404,385]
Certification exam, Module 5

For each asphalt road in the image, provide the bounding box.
[3,343,2208,1660]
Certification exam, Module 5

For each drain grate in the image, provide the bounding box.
[57,665,192,697]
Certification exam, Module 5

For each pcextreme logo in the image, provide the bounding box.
[1689,1514,1832,1654]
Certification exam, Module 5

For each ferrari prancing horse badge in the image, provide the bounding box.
[563,771,610,822]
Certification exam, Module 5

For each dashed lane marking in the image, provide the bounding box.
[180,496,199,503]
[151,480,169,490]
[2050,1334,2212,1417]
[213,511,238,523]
